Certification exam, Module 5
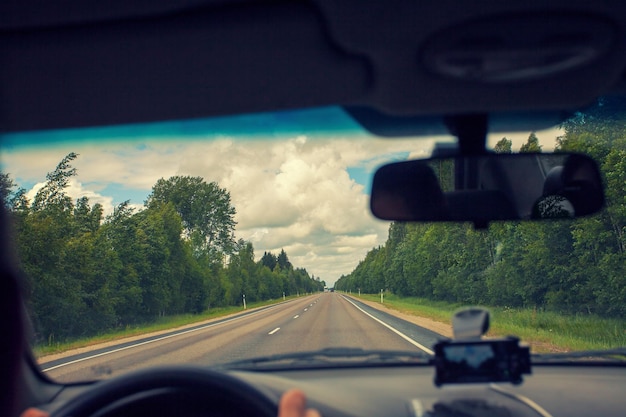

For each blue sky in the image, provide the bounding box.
[0,107,435,284]
[0,107,559,283]
[346,151,411,193]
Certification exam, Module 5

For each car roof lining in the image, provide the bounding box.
[1,0,626,134]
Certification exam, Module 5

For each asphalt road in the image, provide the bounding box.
[42,293,444,383]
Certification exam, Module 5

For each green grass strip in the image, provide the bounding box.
[353,293,625,352]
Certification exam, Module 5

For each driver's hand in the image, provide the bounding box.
[20,389,321,417]
[19,409,48,417]
[278,389,321,417]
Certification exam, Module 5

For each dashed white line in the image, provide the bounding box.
[304,308,308,311]
[43,300,293,372]
[293,315,300,319]
[268,327,281,335]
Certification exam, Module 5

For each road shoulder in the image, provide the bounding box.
[343,295,453,338]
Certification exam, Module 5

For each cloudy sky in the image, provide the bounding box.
[0,108,561,286]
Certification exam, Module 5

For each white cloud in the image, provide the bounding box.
[9,127,568,286]
[2,135,423,286]
[24,182,44,203]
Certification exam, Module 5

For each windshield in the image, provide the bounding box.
[1,104,623,383]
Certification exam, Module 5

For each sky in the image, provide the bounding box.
[0,108,562,286]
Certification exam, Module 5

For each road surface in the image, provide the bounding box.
[41,293,443,382]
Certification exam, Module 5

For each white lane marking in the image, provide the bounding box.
[341,295,434,355]
[410,399,425,417]
[268,327,281,335]
[489,385,554,417]
[42,301,292,372]
[304,308,308,311]
[293,315,300,319]
[310,304,313,306]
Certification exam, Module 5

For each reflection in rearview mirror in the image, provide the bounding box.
[370,153,604,227]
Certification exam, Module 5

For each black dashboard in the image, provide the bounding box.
[43,364,625,417]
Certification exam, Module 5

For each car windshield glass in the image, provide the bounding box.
[0,104,623,383]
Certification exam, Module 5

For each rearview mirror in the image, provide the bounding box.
[370,153,604,226]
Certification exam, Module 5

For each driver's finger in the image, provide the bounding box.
[279,389,306,417]
[20,408,50,417]
[279,389,320,417]
[304,409,322,417]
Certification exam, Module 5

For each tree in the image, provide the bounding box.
[261,251,278,271]
[277,249,292,270]
[0,173,15,209]
[493,137,512,153]
[520,132,542,153]
[32,152,78,212]
[146,176,236,258]
[340,123,626,317]
[9,154,325,343]
[74,197,103,234]
[226,241,258,302]
[15,153,90,340]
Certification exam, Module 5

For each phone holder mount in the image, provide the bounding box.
[433,307,531,386]
[452,307,490,340]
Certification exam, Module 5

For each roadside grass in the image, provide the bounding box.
[354,293,625,352]
[33,295,302,358]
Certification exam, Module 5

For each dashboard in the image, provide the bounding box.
[42,364,625,417]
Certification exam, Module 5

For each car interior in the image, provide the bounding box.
[1,1,625,416]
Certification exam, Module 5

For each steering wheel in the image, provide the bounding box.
[50,366,279,417]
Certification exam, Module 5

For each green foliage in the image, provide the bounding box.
[355,294,624,351]
[0,172,16,209]
[261,251,278,270]
[32,152,78,212]
[146,176,237,258]
[493,137,512,153]
[337,103,626,320]
[8,154,322,344]
[277,249,292,270]
[520,132,542,152]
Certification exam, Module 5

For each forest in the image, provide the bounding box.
[1,158,324,343]
[335,98,626,318]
